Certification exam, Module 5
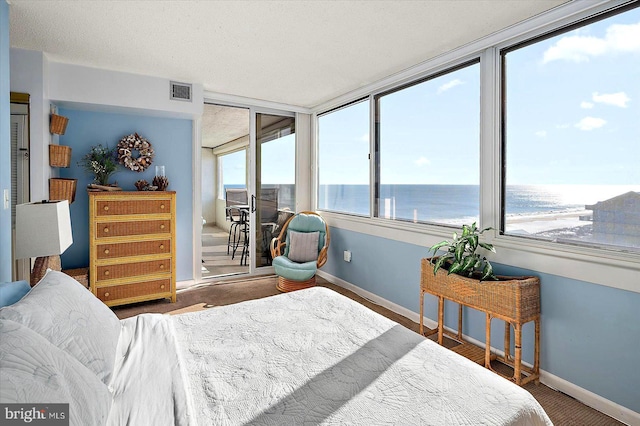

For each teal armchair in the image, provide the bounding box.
[270,211,330,292]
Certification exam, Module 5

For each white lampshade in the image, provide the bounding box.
[15,200,73,259]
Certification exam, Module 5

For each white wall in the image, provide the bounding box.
[201,147,216,224]
[48,62,204,118]
[10,48,51,201]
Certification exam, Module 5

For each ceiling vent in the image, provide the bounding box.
[170,81,192,102]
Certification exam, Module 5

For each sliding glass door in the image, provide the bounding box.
[252,113,296,269]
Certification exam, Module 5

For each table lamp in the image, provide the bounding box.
[15,200,73,286]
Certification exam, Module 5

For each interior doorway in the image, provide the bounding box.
[200,103,250,279]
[10,93,30,281]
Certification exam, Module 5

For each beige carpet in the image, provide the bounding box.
[112,276,624,426]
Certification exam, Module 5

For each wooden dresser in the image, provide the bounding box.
[89,191,176,307]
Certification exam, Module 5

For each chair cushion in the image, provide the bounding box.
[0,280,30,308]
[272,256,317,281]
[288,231,319,262]
[285,213,326,256]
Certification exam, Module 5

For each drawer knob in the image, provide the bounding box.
[160,204,165,210]
[160,244,165,250]
[160,224,165,230]
[159,264,165,269]
[104,270,110,276]
[160,284,165,290]
[104,206,109,211]
[104,227,109,233]
[104,249,110,255]
[104,292,110,298]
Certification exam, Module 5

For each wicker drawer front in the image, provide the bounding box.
[95,259,171,281]
[96,199,172,216]
[96,239,171,259]
[95,220,171,238]
[96,279,171,303]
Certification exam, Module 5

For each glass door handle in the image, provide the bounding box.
[251,195,256,213]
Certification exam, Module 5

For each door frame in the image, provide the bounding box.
[194,97,304,285]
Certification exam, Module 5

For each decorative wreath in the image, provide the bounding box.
[117,133,154,172]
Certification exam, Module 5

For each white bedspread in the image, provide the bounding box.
[168,287,552,426]
[107,314,194,426]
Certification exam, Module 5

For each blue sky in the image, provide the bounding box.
[318,6,639,188]
[226,7,639,191]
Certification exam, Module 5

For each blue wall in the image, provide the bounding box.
[324,227,640,413]
[58,108,193,281]
[0,0,10,282]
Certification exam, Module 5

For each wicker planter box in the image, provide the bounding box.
[419,257,541,385]
[50,114,69,135]
[421,257,539,323]
[49,178,77,204]
[49,145,72,167]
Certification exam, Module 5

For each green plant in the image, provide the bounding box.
[428,222,497,281]
[78,144,119,185]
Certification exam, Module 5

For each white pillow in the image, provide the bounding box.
[0,270,121,384]
[0,319,112,425]
[288,230,320,263]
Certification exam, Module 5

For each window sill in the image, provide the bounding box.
[320,210,640,294]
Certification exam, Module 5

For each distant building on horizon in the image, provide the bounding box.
[586,191,640,248]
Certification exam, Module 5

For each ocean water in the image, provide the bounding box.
[317,184,640,224]
[224,183,639,225]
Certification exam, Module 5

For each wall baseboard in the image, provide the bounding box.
[317,271,639,426]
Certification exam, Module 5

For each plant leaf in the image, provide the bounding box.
[468,235,478,251]
[481,262,494,281]
[429,240,450,253]
[479,242,496,253]
[433,256,449,275]
[448,261,464,275]
[454,243,465,262]
[461,255,476,272]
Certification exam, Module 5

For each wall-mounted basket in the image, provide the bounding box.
[50,114,69,135]
[49,178,77,204]
[49,145,72,167]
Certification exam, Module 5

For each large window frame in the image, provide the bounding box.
[313,0,640,294]
[373,59,481,227]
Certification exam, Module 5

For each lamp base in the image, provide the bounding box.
[31,255,61,286]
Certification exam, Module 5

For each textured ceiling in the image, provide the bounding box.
[9,0,567,109]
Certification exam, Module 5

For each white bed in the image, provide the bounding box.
[0,271,552,425]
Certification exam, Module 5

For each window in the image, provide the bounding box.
[318,99,371,215]
[218,149,246,197]
[502,5,640,252]
[375,61,480,225]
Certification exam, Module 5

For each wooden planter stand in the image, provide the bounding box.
[419,257,541,386]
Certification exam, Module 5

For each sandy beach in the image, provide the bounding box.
[505,209,592,235]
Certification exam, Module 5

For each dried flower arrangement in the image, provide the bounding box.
[78,144,119,186]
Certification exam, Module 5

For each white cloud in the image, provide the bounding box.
[592,91,630,108]
[535,130,547,138]
[556,123,571,129]
[360,133,369,142]
[580,101,594,109]
[415,156,431,167]
[437,79,463,94]
[575,116,606,131]
[542,21,640,64]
